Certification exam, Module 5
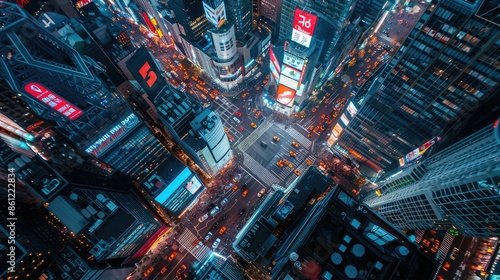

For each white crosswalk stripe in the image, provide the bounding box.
[242,151,280,186]
[177,229,213,262]
[193,245,212,261]
[237,120,273,152]
[285,127,312,148]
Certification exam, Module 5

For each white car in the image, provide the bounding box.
[209,206,220,216]
[232,116,241,124]
[198,214,209,223]
[220,198,229,206]
[205,232,213,241]
[257,188,266,198]
[212,238,221,249]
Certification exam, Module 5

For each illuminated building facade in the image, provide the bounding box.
[335,0,500,174]
[363,124,500,237]
[0,3,168,180]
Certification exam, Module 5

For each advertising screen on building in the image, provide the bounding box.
[126,47,167,100]
[347,102,358,118]
[279,75,299,90]
[327,134,338,147]
[270,48,281,75]
[281,64,301,81]
[24,82,84,120]
[399,137,439,166]
[203,1,226,28]
[340,113,350,126]
[276,84,296,107]
[292,8,318,48]
[332,123,343,138]
[283,52,305,70]
[270,62,280,81]
[85,113,140,157]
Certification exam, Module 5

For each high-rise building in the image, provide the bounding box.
[169,0,210,43]
[224,0,253,42]
[335,0,500,174]
[190,109,232,175]
[363,123,500,237]
[0,2,168,180]
[232,167,438,279]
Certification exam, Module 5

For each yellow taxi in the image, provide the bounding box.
[273,136,280,142]
[294,169,301,176]
[291,141,299,148]
[289,151,297,157]
[250,122,257,129]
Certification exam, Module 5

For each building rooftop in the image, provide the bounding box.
[271,187,439,279]
[194,253,245,280]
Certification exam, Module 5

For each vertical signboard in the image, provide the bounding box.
[126,47,167,100]
[291,8,318,48]
[24,82,84,120]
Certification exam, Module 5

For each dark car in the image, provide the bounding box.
[211,222,219,229]
[239,208,246,215]
[206,203,215,212]
[260,142,267,148]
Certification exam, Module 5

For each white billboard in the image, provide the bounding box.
[279,75,299,90]
[283,52,305,70]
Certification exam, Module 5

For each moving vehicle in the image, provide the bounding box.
[160,266,168,274]
[257,188,266,198]
[143,266,154,277]
[232,117,241,124]
[212,238,221,249]
[168,252,177,261]
[251,122,257,128]
[289,151,297,157]
[204,232,213,241]
[239,208,246,215]
[210,206,221,216]
[294,169,301,176]
[211,222,219,229]
[176,265,187,276]
[273,136,280,142]
[260,142,267,148]
[234,111,242,117]
[220,198,229,206]
[242,189,249,197]
[218,226,227,234]
[232,185,239,192]
[198,214,209,222]
[291,141,299,148]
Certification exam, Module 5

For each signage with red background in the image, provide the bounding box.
[292,8,318,47]
[24,82,83,120]
[276,84,296,107]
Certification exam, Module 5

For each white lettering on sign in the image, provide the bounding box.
[298,14,311,29]
[41,13,55,28]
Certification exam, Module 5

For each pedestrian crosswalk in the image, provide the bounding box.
[237,120,273,152]
[242,151,279,186]
[286,127,312,149]
[176,229,212,262]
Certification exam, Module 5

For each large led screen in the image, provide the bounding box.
[279,75,299,90]
[291,8,318,48]
[281,64,301,81]
[283,52,305,70]
[126,47,168,100]
[24,82,84,120]
[276,84,296,107]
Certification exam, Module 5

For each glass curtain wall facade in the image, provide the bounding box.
[364,124,500,237]
[337,0,500,172]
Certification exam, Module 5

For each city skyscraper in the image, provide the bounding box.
[169,0,210,43]
[224,0,253,41]
[363,123,500,237]
[0,2,169,180]
[335,0,500,174]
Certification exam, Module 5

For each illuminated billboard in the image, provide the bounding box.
[327,134,338,147]
[283,52,305,70]
[85,113,140,157]
[279,75,299,90]
[281,64,301,81]
[332,123,343,138]
[340,113,350,126]
[126,47,168,100]
[347,102,358,118]
[75,0,92,8]
[24,82,83,120]
[270,48,281,75]
[276,84,296,107]
[291,8,318,48]
[399,137,440,166]
[141,12,156,33]
[203,1,227,28]
[270,62,280,81]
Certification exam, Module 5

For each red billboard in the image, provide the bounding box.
[141,12,156,33]
[292,8,318,47]
[269,48,281,75]
[276,84,296,107]
[24,82,83,120]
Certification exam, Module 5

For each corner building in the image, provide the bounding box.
[0,2,168,180]
[363,124,500,237]
[336,0,500,174]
